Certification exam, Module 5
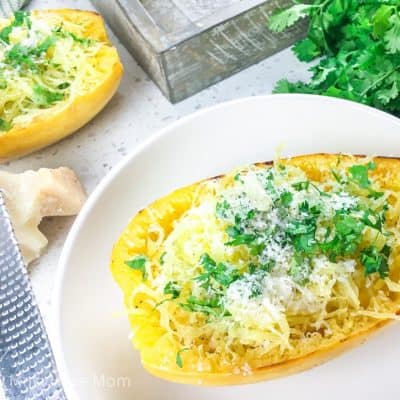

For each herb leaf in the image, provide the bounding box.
[176,348,189,368]
[180,295,226,316]
[195,253,240,288]
[164,281,180,299]
[125,255,148,280]
[348,162,376,189]
[32,85,64,107]
[268,2,400,115]
[268,4,313,32]
[0,118,11,131]
[0,11,31,44]
[360,245,390,278]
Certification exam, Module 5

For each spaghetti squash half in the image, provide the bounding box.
[0,9,123,161]
[111,154,400,385]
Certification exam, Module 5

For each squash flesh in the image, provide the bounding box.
[0,9,123,161]
[111,154,400,385]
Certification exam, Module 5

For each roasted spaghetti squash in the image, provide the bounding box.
[0,9,123,161]
[111,154,400,385]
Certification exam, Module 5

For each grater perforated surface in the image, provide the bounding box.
[0,193,67,400]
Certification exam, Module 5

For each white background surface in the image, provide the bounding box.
[1,0,309,398]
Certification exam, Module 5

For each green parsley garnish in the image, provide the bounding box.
[180,295,227,316]
[57,82,71,90]
[331,169,344,184]
[0,11,31,44]
[360,245,390,278]
[5,44,37,70]
[0,118,11,131]
[347,162,384,198]
[216,199,230,219]
[164,281,180,299]
[32,85,64,107]
[292,181,310,191]
[53,26,93,45]
[176,348,189,368]
[321,214,364,261]
[225,226,256,246]
[159,251,167,265]
[279,191,293,206]
[125,255,148,280]
[195,253,240,288]
[348,162,376,189]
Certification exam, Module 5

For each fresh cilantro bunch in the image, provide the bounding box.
[268,0,400,115]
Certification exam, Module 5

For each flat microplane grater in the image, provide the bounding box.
[0,192,67,400]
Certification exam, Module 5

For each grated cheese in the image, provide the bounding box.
[0,12,112,128]
[121,157,400,372]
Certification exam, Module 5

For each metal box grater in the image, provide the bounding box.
[91,0,306,103]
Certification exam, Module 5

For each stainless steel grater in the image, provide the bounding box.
[91,0,306,103]
[0,192,67,400]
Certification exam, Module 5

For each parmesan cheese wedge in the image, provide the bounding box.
[0,167,86,264]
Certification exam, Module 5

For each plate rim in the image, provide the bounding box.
[51,93,400,398]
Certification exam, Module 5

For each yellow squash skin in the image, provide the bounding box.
[111,154,400,386]
[0,9,123,162]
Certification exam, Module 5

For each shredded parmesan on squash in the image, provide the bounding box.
[0,11,112,128]
[113,156,400,375]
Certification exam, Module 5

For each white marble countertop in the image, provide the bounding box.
[1,0,309,396]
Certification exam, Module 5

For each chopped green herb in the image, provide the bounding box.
[125,255,148,280]
[216,200,230,219]
[292,181,310,191]
[286,220,315,236]
[0,118,11,131]
[54,27,93,45]
[321,214,364,261]
[289,257,311,285]
[5,44,37,70]
[293,233,316,254]
[368,190,385,200]
[298,201,321,216]
[176,348,189,368]
[249,242,265,256]
[57,82,71,90]
[360,245,390,278]
[331,169,344,184]
[279,191,293,206]
[361,209,385,231]
[164,281,180,299]
[35,35,58,55]
[199,253,216,269]
[249,279,264,298]
[159,251,167,265]
[248,263,257,274]
[348,162,376,189]
[260,260,275,272]
[234,173,244,183]
[180,295,227,316]
[32,84,64,107]
[0,11,31,44]
[195,253,240,288]
[247,209,256,220]
[226,232,256,246]
[225,225,256,246]
[310,182,330,197]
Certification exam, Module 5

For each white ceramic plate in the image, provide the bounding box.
[53,95,400,400]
